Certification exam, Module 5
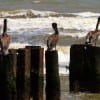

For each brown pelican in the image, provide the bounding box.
[86,16,100,46]
[47,23,59,51]
[0,19,10,55]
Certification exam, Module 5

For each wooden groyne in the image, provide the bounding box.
[69,44,100,93]
[0,46,44,100]
[0,46,62,100]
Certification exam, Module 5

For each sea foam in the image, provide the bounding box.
[0,9,100,18]
[0,16,97,37]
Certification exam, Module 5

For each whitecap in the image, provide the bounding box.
[71,11,100,17]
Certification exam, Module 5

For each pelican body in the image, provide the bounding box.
[0,19,10,55]
[47,23,59,51]
[86,17,100,46]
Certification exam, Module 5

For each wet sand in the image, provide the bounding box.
[60,75,100,100]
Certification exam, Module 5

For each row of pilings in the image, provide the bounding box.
[1,44,100,100]
[0,46,61,100]
[69,44,100,93]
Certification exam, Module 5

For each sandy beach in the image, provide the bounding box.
[59,75,100,100]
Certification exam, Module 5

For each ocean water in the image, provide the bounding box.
[0,0,100,13]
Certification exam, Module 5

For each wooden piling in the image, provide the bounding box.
[9,49,17,78]
[0,54,14,100]
[30,46,44,100]
[39,47,44,100]
[25,46,31,100]
[69,44,100,93]
[9,49,17,100]
[16,49,25,100]
[45,50,60,100]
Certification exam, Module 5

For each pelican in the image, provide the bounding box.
[85,16,100,46]
[47,23,59,51]
[0,19,10,55]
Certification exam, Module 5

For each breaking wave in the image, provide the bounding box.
[0,9,100,18]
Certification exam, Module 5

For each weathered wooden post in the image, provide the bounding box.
[9,49,17,100]
[39,47,44,100]
[69,44,100,92]
[45,50,60,100]
[9,49,17,78]
[25,46,31,100]
[0,54,14,100]
[16,49,25,100]
[30,46,44,100]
